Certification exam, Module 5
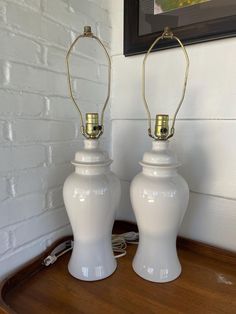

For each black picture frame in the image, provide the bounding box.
[124,0,236,56]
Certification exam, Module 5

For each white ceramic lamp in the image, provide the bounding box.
[63,27,121,281]
[131,28,190,283]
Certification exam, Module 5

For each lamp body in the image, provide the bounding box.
[63,139,121,281]
[130,141,189,283]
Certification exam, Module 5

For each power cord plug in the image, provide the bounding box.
[43,232,139,266]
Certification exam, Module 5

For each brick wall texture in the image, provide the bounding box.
[0,0,111,278]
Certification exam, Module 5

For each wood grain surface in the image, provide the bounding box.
[1,222,236,314]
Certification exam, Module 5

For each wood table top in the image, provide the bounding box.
[1,223,236,314]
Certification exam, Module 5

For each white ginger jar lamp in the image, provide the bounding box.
[131,27,190,283]
[63,26,121,281]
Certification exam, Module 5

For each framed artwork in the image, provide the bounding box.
[124,0,236,56]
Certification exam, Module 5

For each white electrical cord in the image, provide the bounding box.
[43,232,139,266]
[112,232,139,259]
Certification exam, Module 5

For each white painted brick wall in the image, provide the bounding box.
[0,0,111,279]
[0,177,8,201]
[0,145,46,171]
[0,90,45,116]
[13,208,69,247]
[0,193,46,228]
[0,230,10,255]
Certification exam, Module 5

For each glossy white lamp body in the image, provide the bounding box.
[130,140,189,283]
[63,139,121,281]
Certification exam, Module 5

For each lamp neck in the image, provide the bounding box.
[75,165,110,175]
[84,139,99,149]
[142,166,178,177]
[152,140,170,151]
[72,138,112,169]
[140,140,180,175]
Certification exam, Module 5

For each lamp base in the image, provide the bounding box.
[130,140,189,283]
[68,240,117,281]
[63,139,121,281]
[132,235,181,283]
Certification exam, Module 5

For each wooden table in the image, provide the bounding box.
[1,222,236,314]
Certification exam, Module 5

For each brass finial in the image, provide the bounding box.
[162,27,173,39]
[84,26,93,36]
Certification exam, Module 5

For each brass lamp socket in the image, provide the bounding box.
[86,113,100,138]
[155,114,169,140]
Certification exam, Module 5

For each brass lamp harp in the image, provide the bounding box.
[142,27,190,140]
[66,26,111,139]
